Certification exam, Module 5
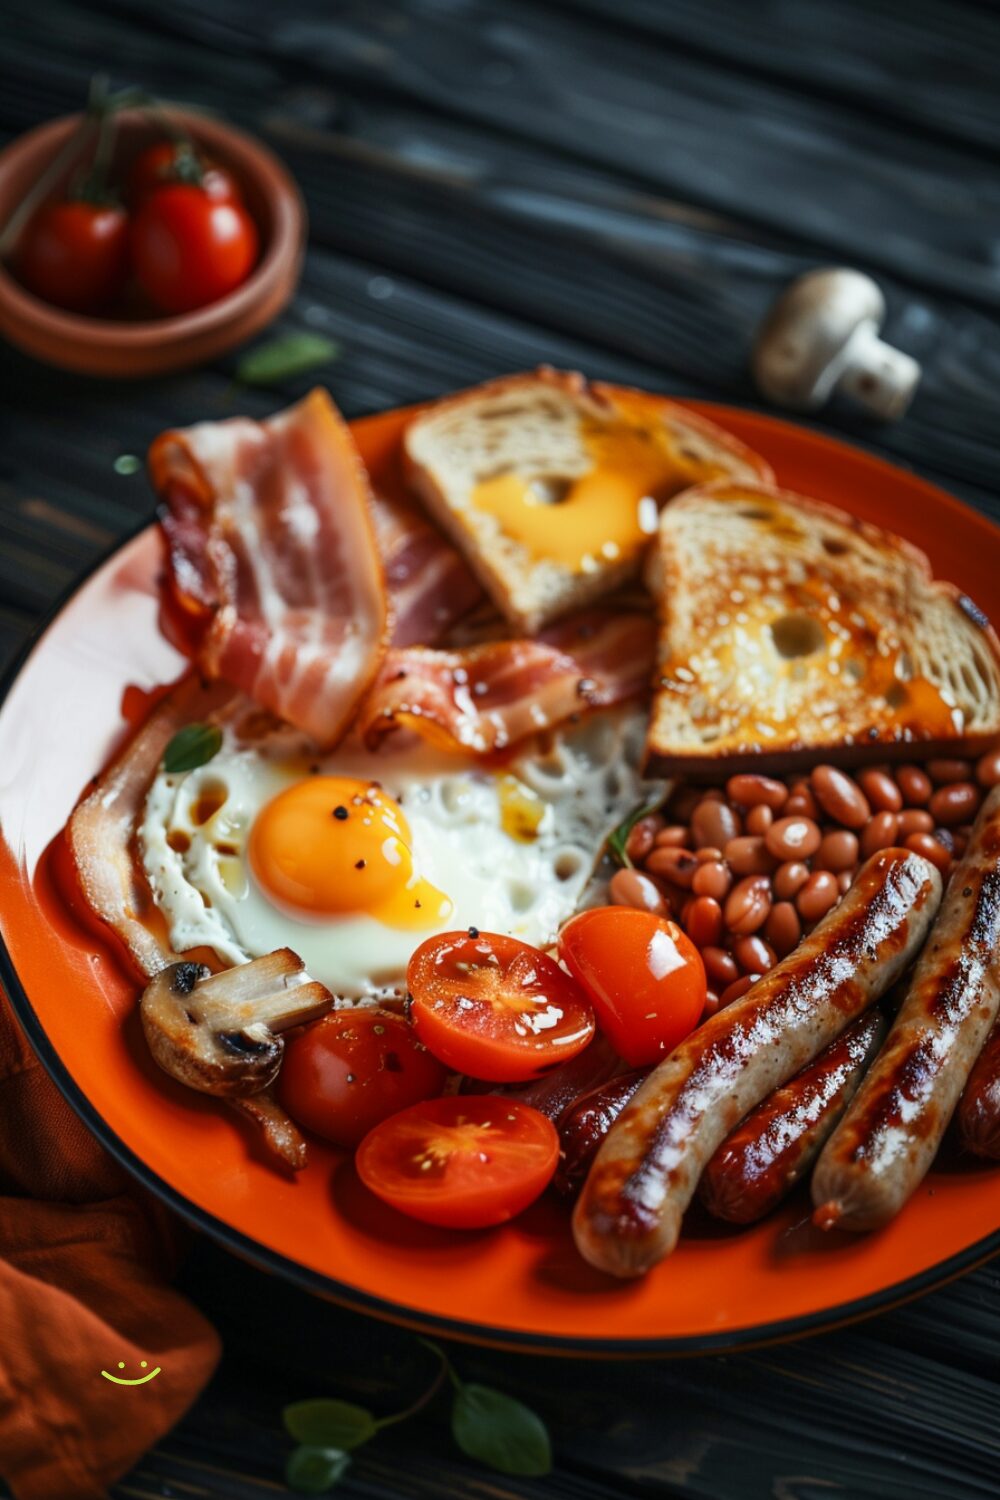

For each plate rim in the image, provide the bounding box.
[2,401,999,1358]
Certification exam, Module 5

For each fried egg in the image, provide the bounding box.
[140,704,658,1000]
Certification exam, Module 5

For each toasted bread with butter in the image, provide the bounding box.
[402,369,773,634]
[646,481,1000,774]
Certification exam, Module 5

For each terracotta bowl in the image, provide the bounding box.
[0,108,306,376]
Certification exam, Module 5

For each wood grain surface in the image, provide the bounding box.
[1,2,999,1495]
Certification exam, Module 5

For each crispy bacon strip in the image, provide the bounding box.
[68,674,237,980]
[359,610,655,753]
[149,389,390,748]
[371,491,483,646]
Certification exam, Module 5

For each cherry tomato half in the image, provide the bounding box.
[130,183,259,314]
[408,930,595,1083]
[558,907,706,1066]
[356,1095,559,1228]
[277,1009,447,1150]
[128,141,242,207]
[18,199,129,313]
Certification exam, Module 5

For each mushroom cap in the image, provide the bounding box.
[752,268,886,410]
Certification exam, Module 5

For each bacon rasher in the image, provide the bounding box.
[371,490,483,646]
[149,389,390,748]
[359,610,656,753]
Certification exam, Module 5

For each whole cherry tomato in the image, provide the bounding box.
[558,907,706,1066]
[130,183,259,314]
[18,198,129,313]
[128,140,242,207]
[356,1095,559,1228]
[277,1009,447,1150]
[407,930,595,1082]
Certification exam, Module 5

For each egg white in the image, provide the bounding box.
[139,703,659,1000]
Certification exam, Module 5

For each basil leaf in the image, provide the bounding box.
[451,1383,552,1477]
[162,722,222,774]
[236,332,339,386]
[283,1398,378,1450]
[606,793,666,869]
[285,1445,350,1494]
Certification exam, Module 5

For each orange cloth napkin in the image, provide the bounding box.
[0,991,221,1499]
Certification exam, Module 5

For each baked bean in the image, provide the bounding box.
[668,786,701,821]
[724,835,777,876]
[609,867,668,915]
[765,815,822,861]
[926,758,973,785]
[691,797,741,850]
[896,764,932,806]
[897,808,934,838]
[784,788,819,820]
[857,768,902,814]
[796,869,839,922]
[700,788,725,802]
[685,895,724,948]
[975,749,1000,788]
[904,830,952,875]
[624,813,665,863]
[773,860,810,900]
[653,824,692,849]
[837,870,854,895]
[733,935,776,975]
[932,826,956,855]
[860,810,900,858]
[810,765,871,829]
[765,900,801,957]
[744,803,774,836]
[692,860,732,900]
[646,846,699,887]
[695,846,723,863]
[702,946,739,989]
[928,782,981,827]
[952,832,969,859]
[726,774,788,811]
[702,989,722,1019]
[724,875,772,936]
[814,829,859,872]
[720,975,759,1007]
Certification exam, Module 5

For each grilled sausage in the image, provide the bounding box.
[813,786,1000,1231]
[957,1016,1000,1160]
[572,848,941,1278]
[554,1070,649,1198]
[699,1009,887,1224]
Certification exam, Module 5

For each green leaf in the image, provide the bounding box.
[235,332,340,386]
[283,1398,378,1451]
[451,1383,552,1477]
[285,1445,350,1494]
[605,793,666,870]
[162,722,223,774]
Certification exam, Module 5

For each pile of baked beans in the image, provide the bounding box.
[611,751,1000,1017]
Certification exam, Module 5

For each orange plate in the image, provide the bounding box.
[1,400,998,1356]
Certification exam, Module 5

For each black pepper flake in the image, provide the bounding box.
[355,858,367,870]
[468,925,479,938]
[333,805,349,820]
[576,676,597,698]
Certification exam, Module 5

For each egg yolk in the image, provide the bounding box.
[249,776,452,930]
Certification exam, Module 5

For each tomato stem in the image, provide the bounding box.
[373,1346,453,1430]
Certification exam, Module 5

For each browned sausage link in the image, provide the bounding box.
[699,1009,887,1224]
[813,786,1000,1232]
[554,1070,649,1199]
[957,1015,1000,1160]
[573,849,940,1277]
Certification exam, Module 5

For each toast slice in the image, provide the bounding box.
[645,481,1000,775]
[403,368,773,634]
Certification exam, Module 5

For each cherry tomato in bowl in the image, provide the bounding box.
[277,1009,447,1150]
[407,930,595,1083]
[18,198,129,313]
[558,907,706,1066]
[356,1095,559,1229]
[131,182,259,314]
[128,140,243,207]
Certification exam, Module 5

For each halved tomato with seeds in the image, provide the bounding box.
[355,1095,559,1228]
[407,930,595,1082]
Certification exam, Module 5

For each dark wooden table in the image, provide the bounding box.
[3,2,1000,1495]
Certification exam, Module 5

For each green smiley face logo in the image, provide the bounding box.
[100,1360,162,1386]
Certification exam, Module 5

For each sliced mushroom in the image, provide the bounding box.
[140,947,331,1099]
